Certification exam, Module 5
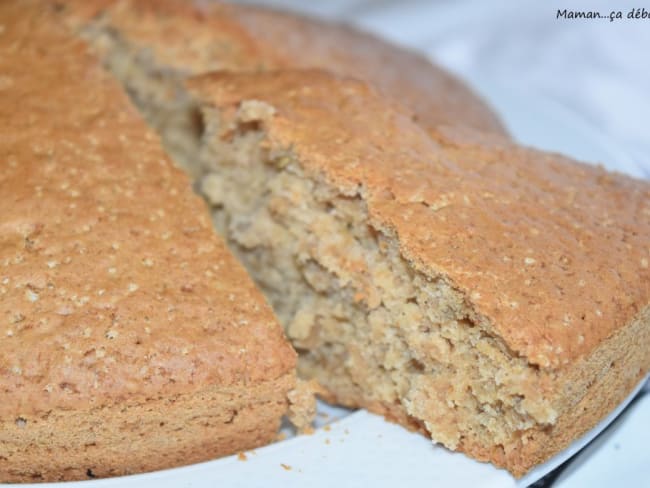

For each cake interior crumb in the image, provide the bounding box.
[192,104,560,455]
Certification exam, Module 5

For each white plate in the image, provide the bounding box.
[11,89,648,488]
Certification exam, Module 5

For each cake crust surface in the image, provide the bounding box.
[60,0,507,136]
[0,2,295,481]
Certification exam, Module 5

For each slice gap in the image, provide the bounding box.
[80,16,205,175]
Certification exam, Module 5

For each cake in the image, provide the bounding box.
[0,3,296,482]
[184,69,650,477]
[3,0,648,481]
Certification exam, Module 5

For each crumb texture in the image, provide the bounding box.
[287,379,321,433]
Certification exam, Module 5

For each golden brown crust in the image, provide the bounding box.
[61,0,264,72]
[1,372,294,482]
[189,69,650,369]
[57,0,506,136]
[0,2,295,479]
[218,2,507,136]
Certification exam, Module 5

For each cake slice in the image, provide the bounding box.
[51,0,506,174]
[185,69,650,476]
[0,4,296,482]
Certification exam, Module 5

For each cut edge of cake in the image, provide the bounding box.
[183,70,650,477]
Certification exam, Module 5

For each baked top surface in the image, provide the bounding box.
[218,1,506,136]
[0,3,295,418]
[190,69,650,369]
[64,0,264,72]
[60,0,505,136]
